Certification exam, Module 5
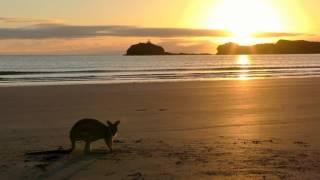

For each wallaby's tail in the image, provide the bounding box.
[25,139,75,156]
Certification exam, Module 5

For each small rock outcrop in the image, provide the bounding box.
[126,41,165,55]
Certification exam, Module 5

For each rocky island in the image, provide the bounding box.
[126,41,212,56]
[217,40,320,55]
[126,41,166,55]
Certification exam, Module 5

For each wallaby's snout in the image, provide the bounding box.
[107,120,120,136]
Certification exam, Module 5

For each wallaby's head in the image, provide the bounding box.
[107,120,120,136]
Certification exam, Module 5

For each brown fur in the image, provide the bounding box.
[69,118,120,153]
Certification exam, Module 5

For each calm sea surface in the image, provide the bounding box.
[1,54,320,86]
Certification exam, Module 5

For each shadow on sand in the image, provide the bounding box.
[24,148,116,179]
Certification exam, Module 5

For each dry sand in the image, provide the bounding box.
[0,78,320,179]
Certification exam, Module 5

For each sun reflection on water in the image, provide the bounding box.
[238,72,249,81]
[237,55,250,66]
[237,55,251,80]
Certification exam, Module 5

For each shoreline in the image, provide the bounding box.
[2,75,320,88]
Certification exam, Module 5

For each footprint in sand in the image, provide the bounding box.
[294,141,310,147]
[135,139,143,143]
[0,164,8,170]
[34,163,49,171]
[136,109,147,112]
[114,139,125,144]
[128,172,144,180]
[203,170,233,177]
[105,171,116,176]
[252,140,262,144]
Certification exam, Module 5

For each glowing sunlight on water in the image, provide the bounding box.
[237,55,250,66]
[238,73,249,81]
[237,55,250,80]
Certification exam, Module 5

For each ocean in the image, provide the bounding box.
[1,54,320,86]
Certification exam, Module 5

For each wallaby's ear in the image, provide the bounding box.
[107,120,112,126]
[115,120,120,126]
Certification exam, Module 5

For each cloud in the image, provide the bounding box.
[158,39,217,53]
[0,37,134,55]
[0,17,59,24]
[0,24,233,40]
[107,27,232,38]
[253,32,312,38]
[0,22,312,41]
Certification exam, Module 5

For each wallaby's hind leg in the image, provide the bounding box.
[84,142,91,154]
[70,138,76,152]
[105,138,113,152]
[69,136,76,152]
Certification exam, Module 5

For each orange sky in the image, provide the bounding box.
[0,0,319,54]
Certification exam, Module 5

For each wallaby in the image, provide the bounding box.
[69,118,120,153]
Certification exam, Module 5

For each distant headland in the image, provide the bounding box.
[217,40,320,55]
[126,41,211,56]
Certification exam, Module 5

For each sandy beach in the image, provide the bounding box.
[1,78,320,179]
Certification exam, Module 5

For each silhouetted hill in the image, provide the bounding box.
[126,41,212,56]
[126,41,165,55]
[217,40,320,55]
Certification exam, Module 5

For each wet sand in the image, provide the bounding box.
[0,78,320,179]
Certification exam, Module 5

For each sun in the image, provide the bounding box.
[205,0,284,45]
